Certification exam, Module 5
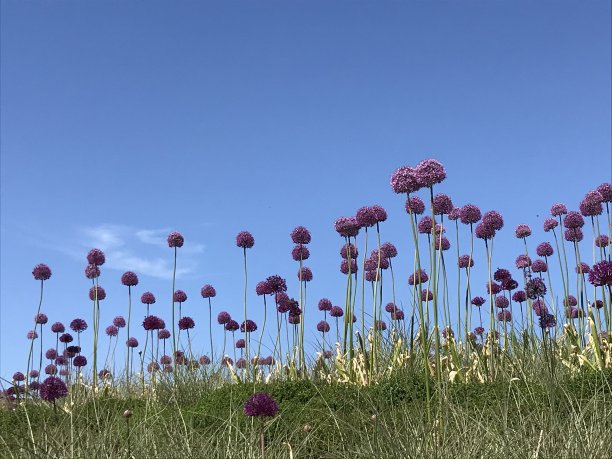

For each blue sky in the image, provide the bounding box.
[1,1,610,379]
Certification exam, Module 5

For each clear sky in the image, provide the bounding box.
[1,1,610,380]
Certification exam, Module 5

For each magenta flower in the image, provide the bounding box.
[225,320,239,332]
[45,349,57,360]
[173,290,187,303]
[460,204,482,225]
[543,218,558,232]
[564,228,583,242]
[266,275,287,294]
[592,300,604,309]
[236,231,255,248]
[59,333,73,343]
[355,206,378,228]
[475,222,495,240]
[405,196,425,215]
[340,259,358,274]
[318,298,332,312]
[595,235,610,248]
[87,249,106,267]
[415,159,446,188]
[143,315,165,331]
[292,244,310,261]
[525,278,547,299]
[563,295,577,307]
[113,316,126,328]
[515,255,532,269]
[178,316,195,330]
[421,290,434,301]
[515,224,531,239]
[390,166,421,194]
[442,327,454,339]
[487,282,502,295]
[493,268,511,282]
[39,377,68,402]
[291,226,311,244]
[235,339,246,349]
[70,319,88,333]
[158,329,171,339]
[536,242,554,257]
[167,232,184,248]
[340,243,359,259]
[201,284,216,298]
[371,205,388,223]
[433,194,453,215]
[434,237,450,251]
[32,263,52,281]
[588,260,612,286]
[482,211,504,231]
[334,216,360,238]
[563,211,584,229]
[240,320,257,333]
[375,320,387,331]
[497,310,512,322]
[512,291,526,303]
[243,392,279,418]
[121,271,139,287]
[51,322,65,333]
[448,208,461,221]
[85,264,100,279]
[256,281,272,296]
[474,326,485,336]
[141,292,156,305]
[126,337,139,348]
[89,286,106,301]
[532,299,548,317]
[12,372,25,382]
[330,306,344,318]
[408,269,428,286]
[73,356,87,368]
[380,242,398,258]
[494,296,509,308]
[566,307,583,319]
[550,203,567,217]
[298,267,313,282]
[576,262,590,274]
[317,321,330,333]
[580,190,604,217]
[391,309,404,320]
[417,216,433,234]
[458,255,474,269]
[596,183,612,202]
[532,259,548,273]
[471,297,485,307]
[34,313,48,325]
[105,325,118,337]
[199,355,211,365]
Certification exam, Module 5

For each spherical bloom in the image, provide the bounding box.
[566,307,583,319]
[595,235,610,248]
[199,355,211,365]
[390,166,421,193]
[39,377,68,402]
[240,320,257,333]
[539,313,557,329]
[121,271,139,287]
[380,242,398,259]
[434,237,450,251]
[475,222,495,240]
[244,392,279,418]
[355,206,378,228]
[460,204,482,225]
[340,259,358,275]
[140,292,156,305]
[54,356,67,366]
[531,259,548,273]
[235,339,246,349]
[292,244,310,261]
[317,321,330,333]
[59,333,73,343]
[65,346,80,357]
[433,194,453,215]
[340,243,359,259]
[113,316,126,328]
[178,316,195,330]
[525,278,547,299]
[32,262,53,281]
[34,313,48,325]
[372,205,388,223]
[26,329,38,340]
[471,297,485,307]
[291,226,311,244]
[385,302,398,313]
[482,211,504,231]
[87,248,106,265]
[408,270,428,286]
[421,290,434,301]
[442,327,454,339]
[45,364,57,375]
[391,309,405,320]
[563,295,578,307]
[365,270,378,282]
[143,315,165,331]
[515,224,531,239]
[298,267,313,282]
[85,264,100,279]
[564,228,583,242]
[59,369,69,377]
[217,311,231,325]
[580,199,602,217]
[334,216,360,238]
[45,349,57,360]
[515,255,532,269]
[563,211,584,229]
[330,306,344,318]
[576,262,590,274]
[288,314,301,325]
[256,281,272,296]
[318,298,332,312]
[487,282,502,295]
[236,231,255,248]
[493,268,511,282]
[73,356,87,367]
[50,322,65,333]
[512,290,526,303]
[591,300,604,309]
[588,260,612,286]
[405,196,425,215]
[147,362,160,373]
[375,320,387,331]
[158,329,171,339]
[415,159,446,187]
[173,290,187,303]
[531,299,548,317]
[497,310,512,322]
[275,294,290,313]
[266,275,287,294]
[225,320,239,332]
[458,255,474,269]
[12,372,25,382]
[550,203,567,217]
[536,242,554,257]
[105,325,119,337]
[597,183,612,202]
[160,355,172,365]
[89,286,106,301]
[126,337,139,348]
[69,318,87,333]
[167,232,184,248]
[448,208,461,221]
[200,284,216,298]
[543,218,558,232]
[495,296,509,308]
[474,326,485,336]
[417,216,433,234]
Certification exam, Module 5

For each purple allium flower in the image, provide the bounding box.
[563,295,577,307]
[89,286,106,301]
[539,313,557,329]
[298,267,313,282]
[365,270,378,282]
[472,297,485,307]
[334,216,360,238]
[536,242,554,257]
[487,282,502,295]
[121,271,139,287]
[501,277,518,291]
[29,370,39,379]
[543,218,558,232]
[482,211,504,231]
[550,203,567,217]
[59,333,73,343]
[580,190,604,216]
[380,242,398,259]
[160,355,172,365]
[50,322,65,333]
[235,338,246,349]
[317,321,330,333]
[391,309,404,320]
[240,319,257,333]
[493,268,511,282]
[371,205,387,223]
[173,290,187,303]
[592,300,604,309]
[415,159,446,188]
[12,372,25,382]
[73,356,87,367]
[143,315,165,331]
[497,310,512,322]
[340,259,358,275]
[597,183,612,202]
[434,237,450,251]
[126,337,139,348]
[178,316,195,330]
[225,320,239,332]
[408,269,428,286]
[201,284,216,298]
[532,259,548,273]
[199,355,211,365]
[564,228,583,242]
[340,243,359,259]
[531,299,548,317]
[32,263,52,281]
[442,327,454,339]
[158,329,171,339]
[45,349,57,360]
[595,235,610,248]
[217,311,231,325]
[236,231,255,249]
[167,232,184,248]
[330,306,344,318]
[432,194,453,215]
[474,326,485,336]
[475,222,495,240]
[495,296,509,308]
[417,216,433,234]
[291,226,311,244]
[563,211,584,229]
[105,325,119,337]
[256,281,272,296]
[85,264,100,279]
[87,248,106,266]
[292,244,310,261]
[576,262,590,274]
[163,365,173,373]
[66,346,80,357]
[390,166,421,194]
[59,369,69,377]
[460,204,482,225]
[39,377,68,402]
[515,255,532,269]
[141,292,156,305]
[385,302,398,313]
[375,320,387,331]
[566,307,583,319]
[355,206,378,228]
[515,224,532,239]
[34,313,48,325]
[45,364,57,375]
[244,392,279,418]
[512,290,526,303]
[405,196,425,215]
[70,318,87,333]
[421,290,434,301]
[288,314,301,325]
[458,255,474,269]
[266,275,287,294]
[525,278,547,299]
[54,356,67,366]
[588,260,612,286]
[318,298,333,312]
[113,316,126,328]
[222,356,234,366]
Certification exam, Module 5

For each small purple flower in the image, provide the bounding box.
[87,248,106,266]
[12,372,25,382]
[70,318,88,333]
[167,232,184,248]
[536,242,554,257]
[178,316,195,330]
[244,392,279,418]
[580,190,604,217]
[235,339,246,349]
[563,295,577,307]
[458,255,474,269]
[291,226,311,244]
[591,300,604,309]
[371,205,388,223]
[375,320,387,331]
[201,284,216,298]
[266,275,287,294]
[292,244,310,261]
[550,203,567,217]
[415,159,446,188]
[588,260,612,286]
[482,211,504,231]
[365,270,378,282]
[73,356,87,368]
[471,297,485,307]
[448,208,461,221]
[236,231,255,249]
[432,194,453,215]
[435,237,450,251]
[45,349,57,360]
[217,311,231,325]
[566,307,583,319]
[539,313,557,329]
[460,204,482,225]
[288,314,301,325]
[173,290,187,303]
[34,313,48,325]
[298,267,313,282]
[334,216,360,238]
[330,306,344,318]
[113,316,126,328]
[317,321,330,333]
[475,222,495,240]
[595,235,610,248]
[421,290,434,301]
[126,337,139,348]
[531,299,548,317]
[141,292,156,305]
[495,296,509,308]
[59,333,73,343]
[563,211,584,229]
[512,290,526,303]
[55,356,67,366]
[29,370,39,379]
[391,309,404,320]
[143,315,165,331]
[380,242,398,259]
[417,216,433,234]
[240,319,257,333]
[515,255,532,269]
[497,310,512,322]
[340,259,358,275]
[493,268,511,282]
[564,228,583,242]
[385,302,398,313]
[442,327,454,339]
[158,329,171,339]
[525,278,547,299]
[39,376,68,402]
[32,263,52,281]
[543,218,558,232]
[89,286,106,301]
[474,326,485,336]
[487,282,502,295]
[355,206,378,228]
[121,271,139,287]
[225,320,239,332]
[256,281,273,296]
[405,196,425,215]
[340,243,359,259]
[50,322,65,333]
[199,355,211,365]
[85,264,100,279]
[318,298,333,312]
[576,262,590,274]
[596,183,612,202]
[532,259,548,273]
[408,269,428,286]
[105,325,119,337]
[390,166,421,194]
[515,224,531,239]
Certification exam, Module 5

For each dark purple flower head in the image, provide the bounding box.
[365,270,378,282]
[199,355,211,365]
[59,333,73,343]
[595,235,610,248]
[474,326,485,336]
[471,297,486,307]
[59,369,69,377]
[330,306,344,318]
[66,345,81,357]
[29,370,39,379]
[371,205,388,223]
[482,211,504,231]
[390,166,421,194]
[458,255,474,269]
[266,275,287,294]
[275,292,289,307]
[167,232,184,248]
[380,242,397,259]
[126,337,139,348]
[497,310,512,322]
[39,377,68,402]
[532,259,548,273]
[178,316,195,330]
[434,237,450,251]
[421,289,434,301]
[105,325,118,337]
[417,216,433,234]
[27,330,38,339]
[580,199,603,217]
[334,216,360,238]
[375,320,387,331]
[340,243,359,259]
[318,298,333,312]
[34,313,48,325]
[51,322,65,333]
[415,159,446,188]
[45,349,57,360]
[536,242,554,257]
[563,211,584,229]
[147,362,160,373]
[113,316,126,328]
[385,302,398,313]
[475,222,495,240]
[592,300,604,309]
[408,269,428,286]
[564,228,583,242]
[70,318,88,333]
[355,206,378,228]
[73,356,87,368]
[241,319,257,333]
[12,372,25,382]
[495,296,509,308]
[588,260,612,287]
[225,320,239,332]
[531,299,548,317]
[550,203,567,217]
[566,307,583,319]
[405,196,425,215]
[244,392,279,418]
[141,292,156,305]
[525,278,547,299]
[288,313,301,325]
[543,218,558,232]
[89,286,106,301]
[32,263,52,281]
[563,295,577,307]
[460,204,482,225]
[256,281,273,296]
[487,282,502,295]
[55,356,67,366]
[317,321,330,333]
[442,327,454,339]
[235,338,246,349]
[201,284,216,298]
[85,264,100,279]
[292,244,310,261]
[515,224,532,239]
[87,248,106,266]
[236,231,255,249]
[298,267,313,282]
[512,290,527,303]
[597,183,612,202]
[158,329,171,339]
[515,255,532,269]
[449,208,462,221]
[291,226,311,244]
[539,313,557,329]
[391,309,405,320]
[143,315,165,331]
[493,268,511,282]
[340,259,358,275]
[121,271,139,287]
[173,290,187,303]
[432,194,453,215]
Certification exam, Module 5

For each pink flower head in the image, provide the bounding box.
[317,321,330,333]
[334,216,360,238]
[405,196,425,215]
[564,228,583,242]
[178,316,195,330]
[536,242,554,257]
[141,292,156,304]
[417,216,433,234]
[415,159,446,188]
[32,264,52,281]
[298,267,313,282]
[85,264,100,279]
[421,290,434,301]
[531,259,548,273]
[51,322,65,333]
[121,271,139,287]
[371,205,388,223]
[240,319,257,333]
[318,298,332,312]
[390,166,421,194]
[255,281,272,296]
[515,255,532,269]
[340,259,358,275]
[167,232,184,248]
[596,183,612,202]
[475,222,495,240]
[201,284,216,298]
[105,325,118,337]
[588,260,612,287]
[380,242,397,259]
[460,204,482,225]
[292,244,310,261]
[543,218,558,232]
[494,296,509,308]
[89,286,106,301]
[70,318,88,333]
[497,310,512,322]
[113,316,126,328]
[330,306,344,317]
[173,290,187,303]
[458,255,474,269]
[291,226,311,244]
[550,203,567,217]
[432,194,453,215]
[355,206,378,228]
[595,235,610,248]
[563,211,584,229]
[266,275,287,294]
[408,269,428,286]
[236,231,255,248]
[532,299,548,316]
[340,243,359,259]
[471,297,485,307]
[515,224,531,239]
[87,248,106,266]
[35,313,48,325]
[482,211,504,231]
[126,337,139,348]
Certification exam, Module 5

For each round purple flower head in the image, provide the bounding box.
[380,242,398,259]
[236,231,255,249]
[27,330,38,339]
[105,325,118,337]
[217,311,231,325]
[355,206,378,228]
[318,298,332,312]
[596,183,612,202]
[408,269,428,286]
[89,286,106,301]
[475,222,495,240]
[225,320,239,332]
[85,264,100,279]
[51,322,65,333]
[566,307,583,319]
[592,300,604,309]
[291,226,311,244]
[495,296,509,308]
[460,204,481,225]
[390,166,421,194]
[288,314,300,325]
[550,203,567,217]
[113,316,126,328]
[167,232,184,248]
[29,370,39,379]
[153,330,168,341]
[580,190,604,216]
[59,333,73,343]
[391,309,405,320]
[34,313,48,325]
[73,356,87,368]
[298,267,313,282]
[448,207,461,221]
[201,284,216,298]
[525,278,547,299]
[493,268,511,282]
[266,275,287,294]
[415,159,446,188]
[532,259,547,273]
[143,315,165,331]
[516,255,532,269]
[471,297,485,307]
[340,259,358,275]
[531,300,548,317]
[435,237,450,251]
[292,244,310,261]
[317,321,330,333]
[45,349,57,360]
[32,263,52,281]
[483,211,504,231]
[178,316,195,330]
[539,313,557,329]
[256,281,272,296]
[241,320,257,333]
[330,306,344,318]
[405,196,425,215]
[458,255,474,269]
[375,320,387,331]
[474,326,485,336]
[487,282,502,295]
[39,377,68,402]
[340,243,359,259]
[564,228,583,242]
[365,270,378,282]
[536,242,554,257]
[371,205,387,223]
[588,260,612,287]
[12,372,25,382]
[515,224,531,239]
[563,295,578,307]
[595,235,610,248]
[174,290,188,303]
[497,310,512,322]
[235,339,246,349]
[199,355,211,365]
[334,216,360,238]
[126,337,138,348]
[385,302,398,313]
[244,392,279,418]
[70,318,88,333]
[121,271,139,287]
[421,290,434,301]
[417,216,433,234]
[563,211,584,229]
[87,248,106,266]
[433,194,453,215]
[512,291,526,303]
[543,218,558,232]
